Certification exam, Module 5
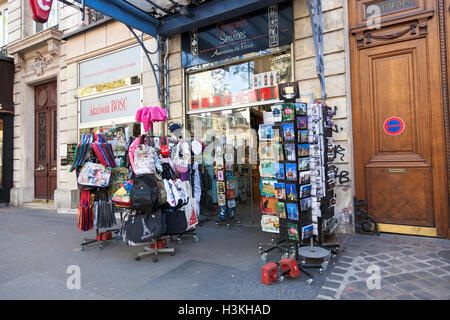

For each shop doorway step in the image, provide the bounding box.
[23,200,55,210]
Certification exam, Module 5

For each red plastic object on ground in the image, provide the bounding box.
[279,258,300,279]
[150,238,167,249]
[101,232,112,241]
[261,262,279,285]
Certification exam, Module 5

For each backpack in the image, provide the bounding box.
[130,174,159,211]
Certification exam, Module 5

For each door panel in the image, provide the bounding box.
[349,0,449,237]
[34,82,57,201]
[358,39,434,227]
[366,167,434,226]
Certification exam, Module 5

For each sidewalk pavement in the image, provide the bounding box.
[316,233,450,300]
[0,206,449,300]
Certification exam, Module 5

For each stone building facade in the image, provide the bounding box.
[6,0,355,233]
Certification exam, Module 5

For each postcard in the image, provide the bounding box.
[296,116,308,130]
[300,197,312,211]
[260,179,277,197]
[301,224,314,240]
[283,123,295,141]
[298,144,310,158]
[285,163,297,181]
[299,171,311,185]
[274,182,286,200]
[272,105,282,122]
[287,223,300,241]
[258,125,274,141]
[286,184,297,201]
[295,102,308,116]
[259,160,276,178]
[298,130,309,143]
[285,144,296,161]
[276,202,286,218]
[217,181,226,194]
[282,103,295,122]
[273,144,284,161]
[259,142,275,159]
[286,203,299,221]
[260,197,278,215]
[300,184,312,198]
[274,163,285,180]
[261,215,280,233]
[298,158,310,171]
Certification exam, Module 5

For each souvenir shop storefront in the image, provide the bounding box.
[183,2,298,226]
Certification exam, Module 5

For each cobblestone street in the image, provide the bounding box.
[317,233,450,300]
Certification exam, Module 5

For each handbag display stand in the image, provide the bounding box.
[80,225,122,251]
[134,237,175,263]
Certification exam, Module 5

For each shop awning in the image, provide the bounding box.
[70,0,290,37]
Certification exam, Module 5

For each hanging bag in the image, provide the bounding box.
[124,209,166,245]
[130,174,159,211]
[110,180,133,208]
[164,209,188,235]
[77,162,112,188]
[77,190,93,232]
[183,181,198,231]
[173,141,190,174]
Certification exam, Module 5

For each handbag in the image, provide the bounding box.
[164,209,188,235]
[134,144,156,175]
[173,141,189,174]
[111,180,133,208]
[160,136,170,157]
[77,162,111,188]
[77,190,93,232]
[183,182,198,231]
[124,209,166,245]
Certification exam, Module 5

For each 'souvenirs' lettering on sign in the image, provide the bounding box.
[366,0,417,17]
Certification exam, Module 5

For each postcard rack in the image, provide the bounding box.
[257,89,340,275]
[296,101,340,273]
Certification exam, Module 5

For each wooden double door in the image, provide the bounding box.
[349,0,449,237]
[34,82,57,201]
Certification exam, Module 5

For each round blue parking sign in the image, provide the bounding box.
[383,117,405,136]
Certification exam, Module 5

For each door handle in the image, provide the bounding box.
[35,165,45,172]
[51,167,56,171]
[388,168,406,173]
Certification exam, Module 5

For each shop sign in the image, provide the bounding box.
[181,2,293,68]
[190,86,279,110]
[29,0,53,23]
[80,89,141,124]
[79,46,141,88]
[60,143,77,166]
[278,82,299,101]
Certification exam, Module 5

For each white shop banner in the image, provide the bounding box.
[80,88,141,124]
[79,45,141,88]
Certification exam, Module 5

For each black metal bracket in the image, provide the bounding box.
[354,197,379,235]
[127,27,170,120]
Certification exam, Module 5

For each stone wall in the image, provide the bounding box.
[293,0,354,233]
